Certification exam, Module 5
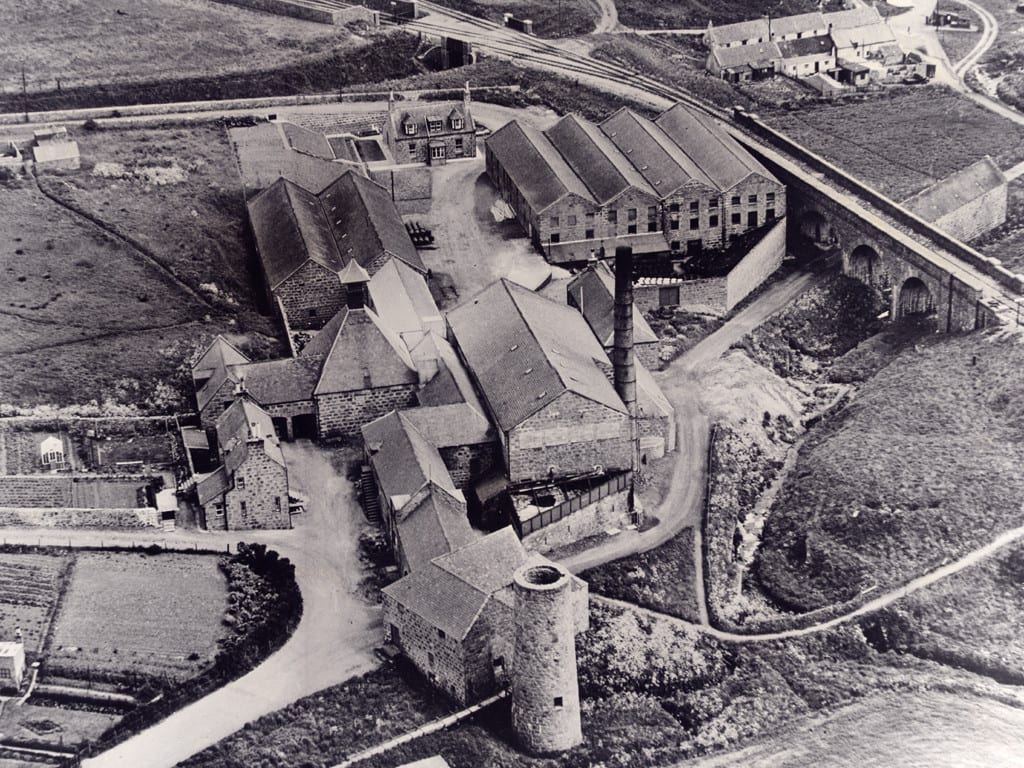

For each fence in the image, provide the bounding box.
[514,472,632,537]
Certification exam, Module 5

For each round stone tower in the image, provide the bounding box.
[511,562,582,755]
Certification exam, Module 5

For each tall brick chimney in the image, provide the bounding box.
[611,246,641,509]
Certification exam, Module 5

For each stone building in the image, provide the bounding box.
[196,396,293,530]
[447,279,633,485]
[381,527,588,705]
[0,642,25,692]
[485,103,785,263]
[31,125,80,170]
[901,157,1008,243]
[247,171,425,331]
[384,86,477,166]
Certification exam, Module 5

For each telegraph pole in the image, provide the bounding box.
[21,63,28,123]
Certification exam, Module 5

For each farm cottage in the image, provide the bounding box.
[384,85,477,166]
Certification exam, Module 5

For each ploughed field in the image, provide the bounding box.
[0,552,70,653]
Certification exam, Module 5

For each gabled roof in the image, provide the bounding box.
[248,178,345,290]
[771,11,826,37]
[314,307,417,395]
[231,356,322,406]
[402,403,495,448]
[382,527,529,639]
[567,262,658,348]
[362,410,460,502]
[447,280,625,433]
[711,40,783,71]
[397,488,478,573]
[901,156,1007,223]
[545,114,656,205]
[368,258,442,338]
[707,17,770,47]
[599,109,716,197]
[192,336,249,379]
[215,396,284,475]
[417,335,490,415]
[485,121,595,213]
[281,122,336,161]
[196,362,240,412]
[319,172,425,275]
[655,104,777,191]
[830,23,896,49]
[778,33,834,59]
[824,5,884,30]
[230,122,348,194]
[196,466,229,506]
[390,100,474,138]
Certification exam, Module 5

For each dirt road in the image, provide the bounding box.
[7,442,385,768]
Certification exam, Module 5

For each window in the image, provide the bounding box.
[689,217,699,230]
[428,652,435,666]
[585,212,595,224]
[669,202,680,213]
[274,496,281,513]
[670,218,680,231]
[585,228,594,238]
[427,118,443,132]
[709,214,719,227]
[550,215,560,228]
[236,477,245,491]
[648,220,658,233]
[709,197,719,208]
[627,208,637,222]
[670,240,681,251]
[430,144,445,160]
[0,669,9,679]
[550,233,560,243]
[307,308,317,318]
[454,137,464,153]
[554,696,564,708]
[608,209,617,224]
[689,201,699,213]
[452,116,464,130]
[567,214,577,226]
[766,208,776,221]
[731,212,742,225]
[659,286,680,306]
[403,121,416,136]
[627,224,637,234]
[748,211,758,227]
[647,206,657,219]
[239,501,247,516]
[438,628,446,639]
[748,194,758,204]
[766,192,776,203]
[407,142,416,153]
[731,195,741,206]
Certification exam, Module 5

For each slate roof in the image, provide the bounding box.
[248,178,345,290]
[382,527,529,639]
[362,410,460,502]
[599,109,716,197]
[231,356,321,406]
[314,308,417,395]
[545,114,656,205]
[402,403,495,448]
[824,5,884,30]
[831,23,896,50]
[707,17,770,47]
[192,336,249,382]
[319,172,425,275]
[901,156,1007,223]
[281,122,336,161]
[778,33,834,59]
[196,466,229,506]
[215,397,284,475]
[771,11,826,37]
[33,141,79,164]
[230,123,348,195]
[368,258,443,338]
[655,105,776,192]
[447,279,625,433]
[417,336,490,415]
[397,488,478,573]
[485,121,595,213]
[567,262,659,348]
[389,101,474,139]
[710,41,783,71]
[196,363,240,412]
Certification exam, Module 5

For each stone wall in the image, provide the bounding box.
[520,485,631,553]
[370,167,433,215]
[0,507,159,528]
[199,379,237,430]
[389,129,477,166]
[221,443,291,530]
[383,595,468,702]
[935,183,1007,243]
[213,0,378,25]
[463,599,514,704]
[507,393,631,484]
[0,475,149,509]
[725,216,786,309]
[316,384,418,439]
[634,277,727,314]
[275,261,345,332]
[439,442,501,489]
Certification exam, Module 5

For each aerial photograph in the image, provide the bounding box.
[0,0,1023,766]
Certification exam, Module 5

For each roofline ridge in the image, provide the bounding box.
[314,308,351,394]
[547,115,634,204]
[501,281,566,418]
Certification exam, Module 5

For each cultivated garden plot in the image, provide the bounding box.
[0,702,120,751]
[0,553,70,653]
[49,552,228,683]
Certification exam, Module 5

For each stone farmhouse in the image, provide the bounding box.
[381,526,588,705]
[384,86,477,166]
[0,642,25,692]
[901,157,1008,243]
[485,104,786,263]
[196,395,294,530]
[705,5,915,87]
[248,170,427,331]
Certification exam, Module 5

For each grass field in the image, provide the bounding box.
[761,87,1024,200]
[0,553,71,654]
[0,702,120,749]
[425,0,598,37]
[48,552,228,683]
[973,179,1024,273]
[613,0,842,29]
[755,330,1024,612]
[0,122,284,412]
[0,0,354,94]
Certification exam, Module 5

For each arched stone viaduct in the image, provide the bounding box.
[730,116,1006,333]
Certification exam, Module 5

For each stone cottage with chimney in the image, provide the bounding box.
[384,85,477,166]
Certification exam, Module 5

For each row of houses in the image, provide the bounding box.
[485,104,786,263]
[705,5,922,88]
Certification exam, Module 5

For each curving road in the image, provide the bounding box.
[950,0,998,81]
[0,442,382,768]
